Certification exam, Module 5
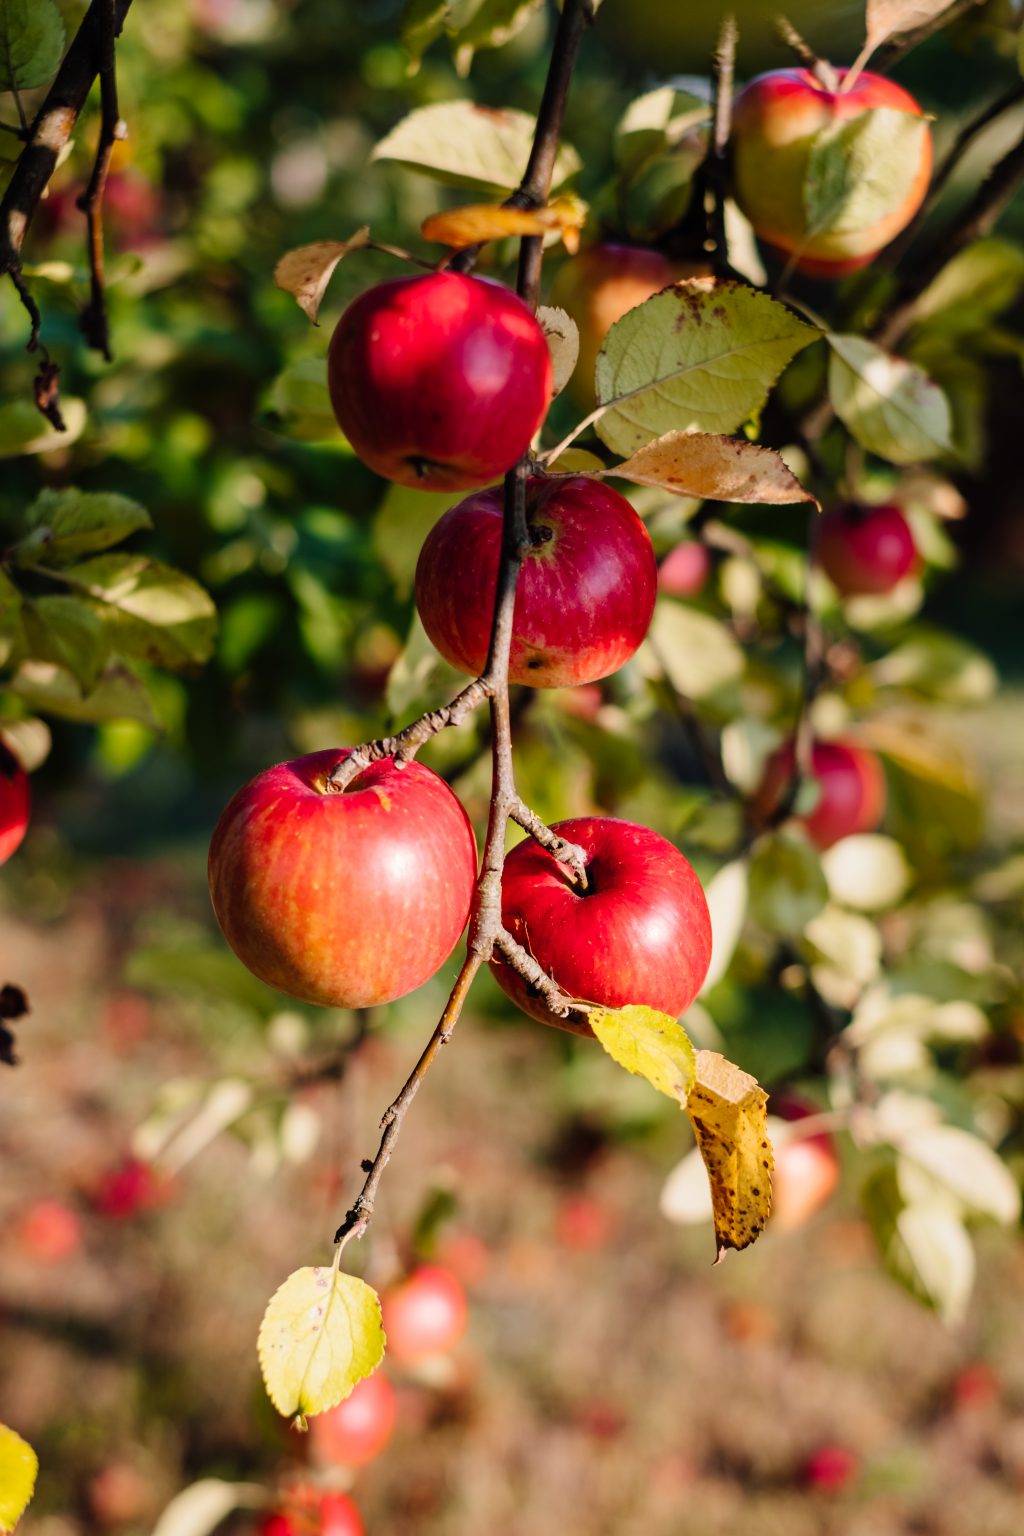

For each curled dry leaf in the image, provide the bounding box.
[605,431,818,507]
[420,195,585,251]
[865,0,955,49]
[686,1049,773,1261]
[273,230,371,323]
[536,305,580,396]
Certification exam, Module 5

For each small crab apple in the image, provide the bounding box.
[208,750,477,1009]
[381,1265,468,1365]
[814,502,917,596]
[731,69,933,276]
[0,744,30,865]
[310,1371,397,1467]
[657,540,711,599]
[490,817,713,1036]
[327,272,552,492]
[754,738,886,851]
[415,476,657,688]
[770,1095,840,1230]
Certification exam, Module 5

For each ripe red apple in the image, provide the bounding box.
[814,502,917,596]
[657,540,711,599]
[310,1370,396,1467]
[754,738,885,850]
[208,750,477,1009]
[770,1095,840,1230]
[380,1265,468,1364]
[92,1157,169,1220]
[16,1199,82,1262]
[803,1443,859,1493]
[0,744,30,865]
[490,817,713,1035]
[732,69,933,276]
[327,272,552,492]
[262,1495,363,1536]
[415,476,657,688]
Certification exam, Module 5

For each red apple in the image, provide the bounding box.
[732,69,932,276]
[16,1199,82,1262]
[657,540,711,599]
[208,750,477,1009]
[754,738,885,850]
[555,1193,619,1251]
[310,1370,396,1467]
[415,476,657,688]
[770,1095,840,1230]
[814,502,917,596]
[803,1443,859,1493]
[0,744,30,865]
[262,1496,364,1536]
[92,1157,169,1220]
[490,817,713,1036]
[381,1265,468,1364]
[550,244,707,407]
[327,272,552,492]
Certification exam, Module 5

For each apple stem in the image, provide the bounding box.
[773,17,839,94]
[509,798,589,890]
[493,928,589,1022]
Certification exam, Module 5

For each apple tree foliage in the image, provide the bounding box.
[1,0,1024,1464]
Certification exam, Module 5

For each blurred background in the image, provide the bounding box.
[3,2,1024,1534]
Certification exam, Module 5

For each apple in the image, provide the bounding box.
[16,1199,82,1262]
[731,69,932,276]
[657,540,711,599]
[550,244,705,407]
[770,1095,840,1230]
[208,749,477,1009]
[261,1495,363,1536]
[415,476,657,688]
[327,272,552,492]
[754,738,885,850]
[310,1370,396,1467]
[87,1461,152,1526]
[92,1157,169,1220]
[380,1265,468,1364]
[803,1443,859,1493]
[555,1193,618,1251]
[490,816,713,1035]
[814,502,917,596]
[0,744,30,865]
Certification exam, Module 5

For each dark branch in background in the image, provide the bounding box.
[333,0,593,1251]
[77,0,128,359]
[704,13,737,279]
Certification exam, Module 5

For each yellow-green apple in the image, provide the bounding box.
[658,539,711,598]
[415,476,657,688]
[380,1265,468,1364]
[754,738,885,850]
[310,1371,396,1467]
[491,817,713,1034]
[208,750,477,1008]
[0,744,30,864]
[731,69,932,276]
[770,1095,840,1230]
[327,272,552,492]
[814,502,917,595]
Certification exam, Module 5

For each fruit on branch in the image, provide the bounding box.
[754,738,885,850]
[657,540,711,599]
[380,1265,468,1364]
[491,817,712,1035]
[0,745,30,865]
[814,502,917,596]
[310,1371,397,1467]
[731,69,933,276]
[262,1491,364,1536]
[415,476,657,687]
[770,1095,840,1231]
[327,272,553,492]
[208,750,477,1009]
[550,244,706,407]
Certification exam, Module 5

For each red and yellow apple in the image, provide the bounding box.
[310,1371,396,1467]
[731,69,932,276]
[754,738,886,850]
[380,1265,468,1364]
[327,272,552,492]
[0,744,30,865]
[415,476,657,688]
[208,750,477,1009]
[491,816,713,1034]
[814,502,917,596]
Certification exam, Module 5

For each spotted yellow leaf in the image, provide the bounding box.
[686,1049,773,1261]
[257,1260,386,1424]
[590,1004,696,1102]
[0,1423,38,1534]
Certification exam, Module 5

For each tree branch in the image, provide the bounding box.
[705,12,737,280]
[77,0,127,359]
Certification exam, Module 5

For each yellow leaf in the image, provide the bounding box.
[257,1261,386,1422]
[590,1004,696,1102]
[686,1050,773,1261]
[607,431,818,507]
[273,231,371,324]
[0,1423,38,1534]
[420,195,585,250]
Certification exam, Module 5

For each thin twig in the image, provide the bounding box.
[774,17,839,91]
[328,677,490,792]
[493,927,589,1023]
[78,0,127,359]
[706,13,737,280]
[509,797,589,889]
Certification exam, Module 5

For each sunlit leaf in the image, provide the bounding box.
[55,555,218,670]
[0,717,51,773]
[804,109,929,239]
[17,488,152,565]
[0,0,64,91]
[0,1422,38,1534]
[863,1164,974,1325]
[865,0,956,49]
[686,1049,772,1259]
[258,1262,386,1421]
[749,831,828,936]
[590,1004,696,1102]
[820,834,911,912]
[273,230,371,323]
[22,595,107,691]
[605,431,817,505]
[150,1480,265,1536]
[640,601,745,700]
[7,658,162,729]
[372,101,579,195]
[536,304,580,396]
[0,397,86,459]
[827,335,952,464]
[699,859,750,994]
[451,0,545,76]
[897,1125,1021,1226]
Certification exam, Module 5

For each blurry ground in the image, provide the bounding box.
[4,849,1024,1536]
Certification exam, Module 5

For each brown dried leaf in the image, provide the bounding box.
[865,0,955,48]
[606,431,818,507]
[536,305,580,396]
[273,230,372,323]
[686,1050,773,1261]
[420,195,585,250]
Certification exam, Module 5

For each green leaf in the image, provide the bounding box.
[639,600,745,700]
[386,610,466,720]
[912,238,1024,334]
[0,397,86,459]
[803,109,930,240]
[827,334,952,464]
[372,484,458,599]
[749,830,828,936]
[18,488,152,565]
[22,595,108,691]
[590,1003,696,1102]
[614,85,709,178]
[0,717,51,773]
[820,834,911,912]
[870,628,997,705]
[0,0,64,91]
[55,555,217,669]
[257,1262,386,1422]
[897,1126,1021,1226]
[0,569,25,668]
[594,282,819,457]
[863,1164,975,1325]
[265,359,339,442]
[400,0,448,67]
[371,101,580,195]
[686,1049,773,1259]
[451,0,545,77]
[7,658,162,729]
[0,1422,38,1534]
[699,858,749,994]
